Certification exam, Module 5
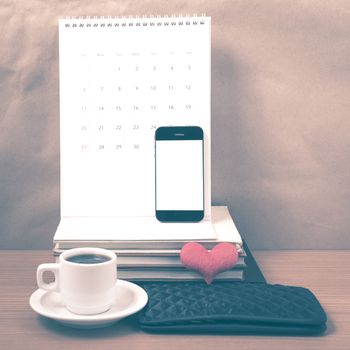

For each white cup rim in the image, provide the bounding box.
[60,247,116,266]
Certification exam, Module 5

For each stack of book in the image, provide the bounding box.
[53,206,245,282]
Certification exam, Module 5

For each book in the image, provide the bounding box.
[54,246,246,258]
[53,251,245,268]
[54,216,216,245]
[53,246,184,257]
[54,206,243,250]
[116,268,244,282]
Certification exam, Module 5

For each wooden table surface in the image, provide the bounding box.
[1,250,349,350]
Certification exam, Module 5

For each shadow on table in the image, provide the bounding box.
[38,313,140,338]
[38,313,332,338]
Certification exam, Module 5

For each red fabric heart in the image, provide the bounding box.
[180,242,238,284]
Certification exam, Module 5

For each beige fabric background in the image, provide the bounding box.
[0,0,349,249]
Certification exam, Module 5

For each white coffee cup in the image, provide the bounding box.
[37,247,117,315]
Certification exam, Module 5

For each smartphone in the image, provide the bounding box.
[155,126,204,222]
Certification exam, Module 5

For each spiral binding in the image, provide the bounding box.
[62,14,208,28]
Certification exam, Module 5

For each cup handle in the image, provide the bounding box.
[37,263,60,292]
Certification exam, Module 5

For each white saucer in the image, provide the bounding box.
[29,280,148,328]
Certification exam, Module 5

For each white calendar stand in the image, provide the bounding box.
[54,16,216,242]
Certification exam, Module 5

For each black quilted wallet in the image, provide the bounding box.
[138,282,327,335]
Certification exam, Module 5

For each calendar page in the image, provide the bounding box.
[59,16,211,218]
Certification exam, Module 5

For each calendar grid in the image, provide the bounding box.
[59,16,211,217]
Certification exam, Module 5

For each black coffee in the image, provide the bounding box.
[66,254,111,264]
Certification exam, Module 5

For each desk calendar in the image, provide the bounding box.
[56,16,214,240]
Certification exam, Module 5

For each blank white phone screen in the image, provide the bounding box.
[156,140,203,211]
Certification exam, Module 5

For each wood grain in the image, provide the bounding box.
[1,250,349,350]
